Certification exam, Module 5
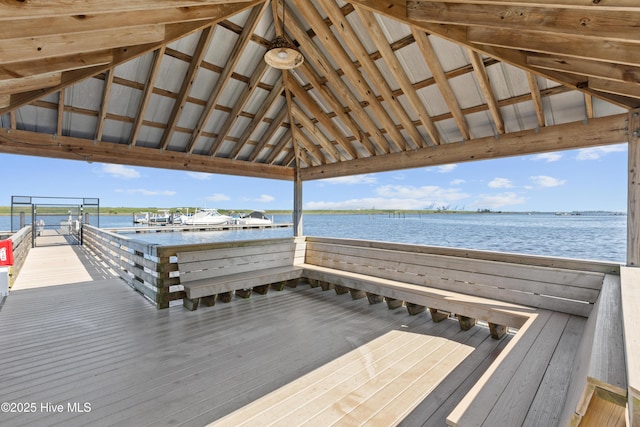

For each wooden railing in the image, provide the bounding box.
[7,226,31,288]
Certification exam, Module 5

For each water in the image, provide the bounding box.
[1,213,627,263]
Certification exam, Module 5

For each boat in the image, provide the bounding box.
[234,210,273,225]
[148,209,172,225]
[180,208,232,226]
[134,212,149,224]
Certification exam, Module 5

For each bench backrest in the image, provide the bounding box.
[305,238,607,317]
[178,238,305,283]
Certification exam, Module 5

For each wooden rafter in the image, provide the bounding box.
[129,47,166,147]
[160,26,215,150]
[354,5,441,146]
[468,49,505,134]
[527,72,546,128]
[95,69,114,142]
[189,2,270,154]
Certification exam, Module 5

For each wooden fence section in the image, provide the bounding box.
[7,225,31,288]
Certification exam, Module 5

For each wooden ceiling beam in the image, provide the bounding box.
[189,2,269,154]
[295,0,408,153]
[294,127,326,166]
[527,73,546,128]
[0,25,165,65]
[527,54,640,85]
[406,1,640,42]
[589,79,640,100]
[320,0,427,151]
[468,27,640,68]
[412,28,472,140]
[265,129,292,165]
[0,72,61,96]
[291,104,341,163]
[247,106,289,162]
[354,5,441,146]
[159,26,215,151]
[0,3,260,39]
[300,113,629,181]
[129,47,166,147]
[0,128,294,181]
[404,0,638,10]
[468,49,505,134]
[227,79,285,159]
[284,2,391,155]
[95,69,114,142]
[0,52,113,82]
[56,90,65,136]
[0,0,258,20]
[288,77,359,160]
[292,63,377,157]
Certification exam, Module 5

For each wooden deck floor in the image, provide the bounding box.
[0,277,513,427]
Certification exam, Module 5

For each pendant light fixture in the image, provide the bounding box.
[264,0,304,69]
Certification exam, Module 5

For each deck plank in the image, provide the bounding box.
[0,277,513,427]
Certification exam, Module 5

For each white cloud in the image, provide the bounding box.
[472,192,526,209]
[436,164,457,173]
[206,193,230,202]
[306,184,469,210]
[532,152,562,162]
[576,144,627,160]
[488,178,513,189]
[321,174,377,185]
[186,172,212,180]
[116,189,175,196]
[450,179,466,186]
[530,175,567,187]
[256,194,275,203]
[100,164,140,179]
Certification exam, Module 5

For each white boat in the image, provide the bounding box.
[181,208,232,226]
[234,210,273,225]
[134,212,149,224]
[148,209,172,225]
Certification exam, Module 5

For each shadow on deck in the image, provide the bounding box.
[0,278,510,426]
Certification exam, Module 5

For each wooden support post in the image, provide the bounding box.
[334,285,349,295]
[183,297,200,311]
[271,282,286,291]
[308,279,319,288]
[366,292,384,304]
[285,279,298,288]
[253,285,270,295]
[406,302,426,316]
[457,315,477,331]
[235,288,252,299]
[629,109,640,267]
[319,281,334,291]
[429,308,451,323]
[293,170,303,237]
[385,297,403,309]
[218,291,233,303]
[201,295,217,307]
[350,289,367,300]
[488,322,508,339]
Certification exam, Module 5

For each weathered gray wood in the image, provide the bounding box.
[385,297,403,309]
[366,292,384,304]
[349,288,366,300]
[235,288,252,299]
[183,297,199,311]
[621,266,640,427]
[334,284,349,295]
[488,322,507,340]
[457,315,477,331]
[253,284,269,295]
[201,295,217,307]
[406,302,426,316]
[430,307,451,323]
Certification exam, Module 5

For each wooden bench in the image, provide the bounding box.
[177,238,305,311]
[300,237,604,333]
[621,266,640,427]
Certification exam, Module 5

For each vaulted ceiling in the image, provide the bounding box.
[0,0,634,182]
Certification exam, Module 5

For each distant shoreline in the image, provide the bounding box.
[0,207,625,216]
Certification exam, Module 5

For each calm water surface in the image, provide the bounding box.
[1,213,626,263]
[115,213,626,263]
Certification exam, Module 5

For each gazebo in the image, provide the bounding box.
[0,1,638,426]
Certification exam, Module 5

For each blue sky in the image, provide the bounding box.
[0,143,628,212]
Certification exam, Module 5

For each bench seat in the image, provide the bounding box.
[300,264,534,329]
